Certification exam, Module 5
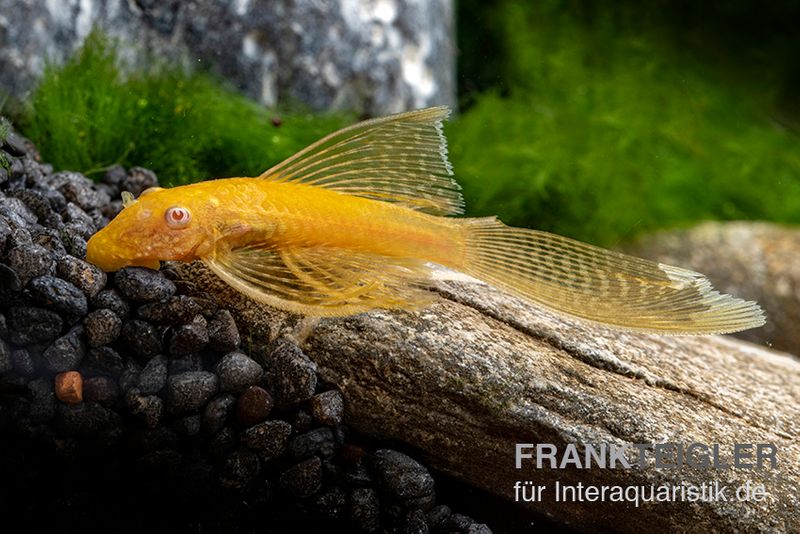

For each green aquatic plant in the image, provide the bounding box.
[0,116,9,171]
[20,30,351,185]
[449,1,800,246]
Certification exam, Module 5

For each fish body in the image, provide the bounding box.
[87,107,766,333]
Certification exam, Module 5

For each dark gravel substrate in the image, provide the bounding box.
[0,123,497,533]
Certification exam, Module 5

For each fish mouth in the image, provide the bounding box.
[86,232,161,272]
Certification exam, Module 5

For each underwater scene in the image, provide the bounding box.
[0,1,798,532]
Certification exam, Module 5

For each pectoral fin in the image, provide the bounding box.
[204,242,435,316]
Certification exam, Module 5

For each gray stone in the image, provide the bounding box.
[57,255,107,298]
[215,351,263,393]
[0,0,455,116]
[168,314,208,355]
[42,325,85,372]
[208,309,240,351]
[166,371,218,415]
[371,449,434,500]
[137,354,168,394]
[28,275,88,317]
[83,308,122,347]
[241,419,292,461]
[309,390,344,426]
[201,393,236,435]
[8,306,63,345]
[115,267,176,302]
[7,244,54,283]
[279,456,322,498]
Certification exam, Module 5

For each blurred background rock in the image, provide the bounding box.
[0,0,455,115]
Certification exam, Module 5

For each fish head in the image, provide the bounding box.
[87,186,217,272]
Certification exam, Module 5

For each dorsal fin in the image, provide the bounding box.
[258,106,465,216]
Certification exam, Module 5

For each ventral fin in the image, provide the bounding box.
[258,106,465,216]
[204,242,435,316]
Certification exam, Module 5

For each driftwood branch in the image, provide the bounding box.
[179,262,800,532]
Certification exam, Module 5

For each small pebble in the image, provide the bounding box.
[173,415,201,437]
[7,306,63,345]
[56,400,115,436]
[48,171,110,210]
[166,371,219,415]
[91,288,130,317]
[310,390,344,426]
[313,487,346,521]
[60,225,88,258]
[56,255,106,298]
[55,371,83,404]
[235,385,274,425]
[208,309,240,351]
[427,505,451,529]
[84,346,125,377]
[83,308,122,347]
[137,354,168,394]
[371,450,435,500]
[28,377,56,422]
[289,427,337,459]
[279,456,322,498]
[168,315,209,356]
[219,447,260,491]
[216,351,263,393]
[42,326,85,372]
[83,376,120,406]
[120,319,162,359]
[137,295,202,325]
[115,267,176,302]
[241,420,292,460]
[266,339,317,406]
[405,508,429,534]
[7,244,54,283]
[201,393,236,434]
[11,348,35,377]
[28,275,88,317]
[123,167,158,196]
[350,487,380,533]
[126,391,163,428]
[0,338,11,373]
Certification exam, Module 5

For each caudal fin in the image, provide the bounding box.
[457,218,766,335]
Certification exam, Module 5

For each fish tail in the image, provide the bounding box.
[455,217,765,334]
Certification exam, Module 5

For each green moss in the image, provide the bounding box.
[0,116,9,171]
[448,2,800,245]
[19,30,351,186]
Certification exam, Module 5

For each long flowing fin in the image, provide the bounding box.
[457,218,765,334]
[258,106,464,216]
[204,242,435,316]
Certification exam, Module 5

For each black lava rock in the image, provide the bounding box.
[201,393,236,435]
[126,390,164,428]
[166,371,218,415]
[120,319,162,359]
[168,315,209,356]
[83,376,119,406]
[56,402,116,436]
[241,420,292,461]
[11,347,35,377]
[216,352,263,393]
[371,450,435,501]
[313,487,347,521]
[115,267,176,302]
[208,309,240,351]
[91,288,130,317]
[0,338,12,373]
[279,456,322,498]
[137,295,202,325]
[350,487,380,533]
[123,167,158,197]
[56,255,106,298]
[405,508,429,534]
[84,346,125,377]
[83,308,122,347]
[48,171,111,211]
[219,447,260,491]
[7,244,54,283]
[264,339,317,407]
[289,427,337,459]
[310,390,344,426]
[8,306,63,345]
[28,377,56,422]
[42,325,85,372]
[28,275,88,317]
[137,354,168,394]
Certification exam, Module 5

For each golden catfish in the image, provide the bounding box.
[86,107,765,333]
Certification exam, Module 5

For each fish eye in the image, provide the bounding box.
[165,206,191,228]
